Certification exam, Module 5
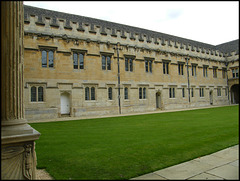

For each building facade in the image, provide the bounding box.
[23,5,239,121]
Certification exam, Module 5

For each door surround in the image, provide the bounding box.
[60,91,71,115]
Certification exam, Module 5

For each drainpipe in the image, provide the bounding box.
[185,55,191,103]
[114,42,121,114]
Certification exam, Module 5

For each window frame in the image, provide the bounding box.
[85,86,96,101]
[203,65,208,77]
[213,66,218,78]
[217,87,222,97]
[169,87,175,98]
[73,51,85,70]
[101,53,113,71]
[30,85,45,102]
[145,58,154,73]
[199,87,204,97]
[39,46,57,68]
[182,87,185,98]
[163,61,170,74]
[124,56,135,72]
[139,87,147,99]
[178,62,184,75]
[41,49,55,68]
[108,87,113,100]
[191,64,197,76]
[124,87,129,100]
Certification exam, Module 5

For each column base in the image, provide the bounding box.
[1,124,40,180]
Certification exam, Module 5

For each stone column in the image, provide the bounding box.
[1,1,40,180]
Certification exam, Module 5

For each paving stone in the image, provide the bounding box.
[188,172,224,180]
[154,160,213,180]
[210,148,238,161]
[230,160,239,167]
[206,164,239,180]
[194,155,231,168]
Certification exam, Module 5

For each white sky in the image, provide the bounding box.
[23,1,239,46]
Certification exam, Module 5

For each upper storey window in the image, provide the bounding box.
[203,65,208,77]
[102,55,112,70]
[178,62,184,75]
[163,61,169,74]
[232,68,239,78]
[145,60,153,73]
[213,67,218,78]
[41,50,54,68]
[73,52,84,70]
[192,64,197,77]
[125,57,134,72]
[222,68,227,79]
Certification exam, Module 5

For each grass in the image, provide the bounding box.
[30,105,239,180]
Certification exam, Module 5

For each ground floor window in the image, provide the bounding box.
[199,88,204,97]
[85,87,95,100]
[182,88,185,97]
[31,86,44,102]
[124,87,129,100]
[217,87,221,96]
[169,87,175,98]
[108,87,113,100]
[191,88,194,97]
[139,87,147,99]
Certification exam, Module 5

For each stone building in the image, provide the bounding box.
[23,5,239,121]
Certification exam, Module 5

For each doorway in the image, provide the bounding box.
[209,90,213,105]
[61,92,70,115]
[230,84,239,104]
[156,91,161,109]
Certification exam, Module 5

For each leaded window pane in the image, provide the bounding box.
[149,61,152,73]
[38,86,44,101]
[102,56,106,70]
[85,87,89,100]
[125,58,129,71]
[143,87,146,99]
[129,58,133,72]
[139,88,142,99]
[91,87,95,100]
[108,87,112,100]
[166,63,169,74]
[73,53,78,69]
[79,53,84,69]
[145,60,148,72]
[107,56,111,70]
[31,86,37,102]
[124,87,128,99]
[48,51,54,68]
[42,50,47,67]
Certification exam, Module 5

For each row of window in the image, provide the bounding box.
[30,86,227,102]
[41,50,233,78]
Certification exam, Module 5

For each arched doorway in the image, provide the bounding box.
[209,90,213,105]
[156,91,162,109]
[230,84,239,104]
[61,92,71,115]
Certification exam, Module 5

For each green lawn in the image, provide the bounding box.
[30,105,239,180]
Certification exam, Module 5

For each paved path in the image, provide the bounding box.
[131,145,239,180]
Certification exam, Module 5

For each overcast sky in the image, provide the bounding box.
[23,1,239,46]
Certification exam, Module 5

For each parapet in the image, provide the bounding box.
[24,5,238,62]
